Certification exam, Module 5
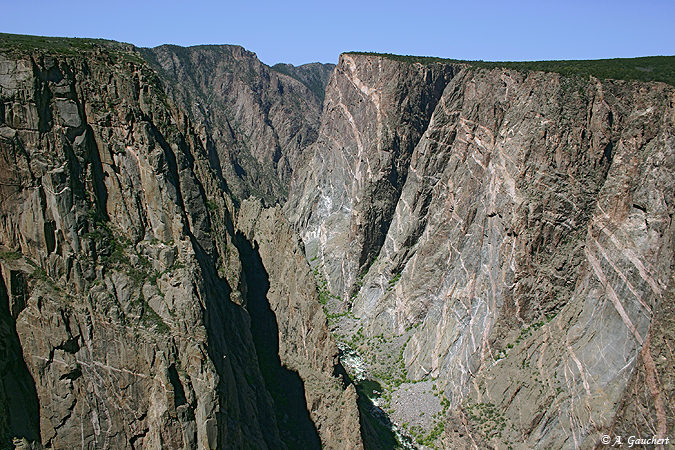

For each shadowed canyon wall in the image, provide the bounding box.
[0,38,359,449]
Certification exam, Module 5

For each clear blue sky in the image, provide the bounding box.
[2,0,673,66]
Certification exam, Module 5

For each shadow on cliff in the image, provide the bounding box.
[234,231,321,449]
[0,266,41,447]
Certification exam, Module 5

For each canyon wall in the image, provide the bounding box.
[0,39,359,449]
[0,34,672,450]
[288,53,673,448]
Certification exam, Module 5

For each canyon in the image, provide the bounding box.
[0,33,672,449]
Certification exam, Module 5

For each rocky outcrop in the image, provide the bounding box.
[0,258,41,447]
[422,68,673,449]
[288,53,674,448]
[236,199,362,449]
[0,44,226,448]
[271,62,335,104]
[140,45,331,203]
[285,54,455,300]
[0,37,359,449]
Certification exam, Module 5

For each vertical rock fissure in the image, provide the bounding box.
[234,231,321,449]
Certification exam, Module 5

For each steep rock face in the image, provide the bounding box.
[140,45,330,203]
[288,54,673,448]
[286,54,455,300]
[0,46,229,448]
[271,62,336,104]
[0,260,40,447]
[1,34,672,450]
[236,199,362,449]
[0,40,359,449]
[398,69,673,449]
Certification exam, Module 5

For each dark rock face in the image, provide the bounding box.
[0,35,672,450]
[234,229,322,449]
[0,263,41,446]
[140,45,331,203]
[0,40,359,449]
[271,62,336,104]
[236,200,362,449]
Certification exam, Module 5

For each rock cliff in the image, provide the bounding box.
[287,53,673,448]
[139,45,329,203]
[0,35,359,449]
[0,33,673,450]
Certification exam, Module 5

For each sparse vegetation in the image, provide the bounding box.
[136,292,170,333]
[345,52,675,86]
[494,312,559,361]
[0,32,145,65]
[312,265,338,306]
[0,251,22,261]
[387,272,401,291]
[466,402,507,440]
[205,199,219,212]
[0,32,120,52]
